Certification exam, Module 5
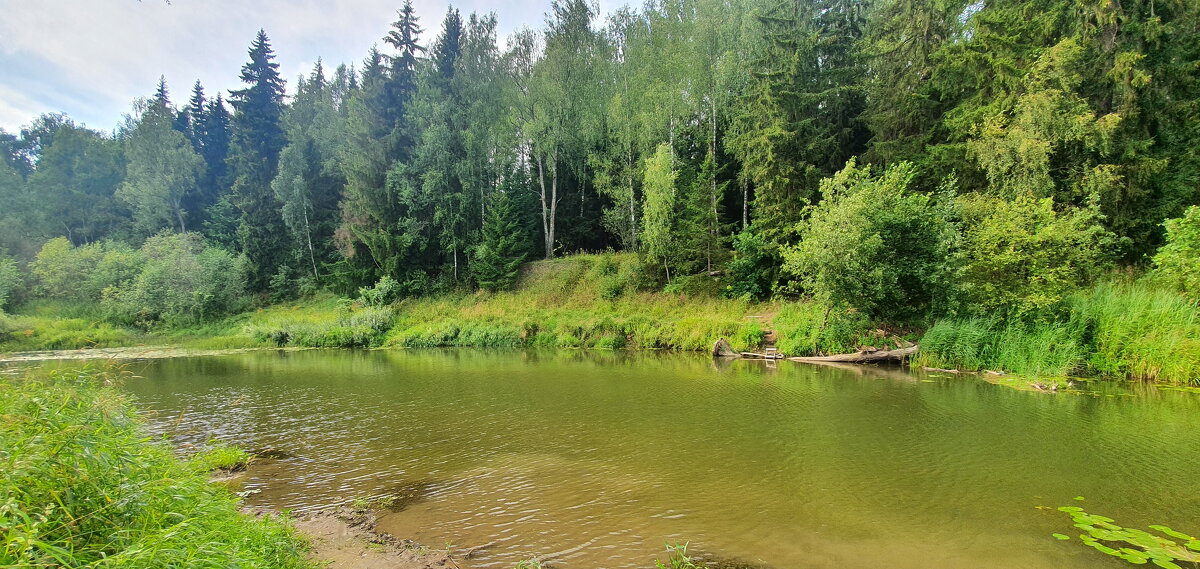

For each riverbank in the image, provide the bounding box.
[3,252,1198,385]
[0,366,313,567]
[0,365,462,569]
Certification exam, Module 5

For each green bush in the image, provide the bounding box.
[782,160,958,322]
[102,232,249,327]
[0,368,312,567]
[773,301,876,356]
[30,237,110,302]
[0,252,21,311]
[1150,205,1200,301]
[958,193,1115,318]
[358,275,400,307]
[723,229,776,301]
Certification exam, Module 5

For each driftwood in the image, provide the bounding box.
[712,338,739,358]
[789,345,918,364]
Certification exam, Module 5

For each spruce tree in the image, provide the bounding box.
[472,191,526,292]
[227,29,288,291]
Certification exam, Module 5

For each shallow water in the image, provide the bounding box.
[56,349,1200,568]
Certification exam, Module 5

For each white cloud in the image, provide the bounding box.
[0,0,587,132]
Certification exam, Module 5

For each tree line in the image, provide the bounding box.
[1,0,1198,325]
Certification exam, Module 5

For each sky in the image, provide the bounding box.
[0,0,615,134]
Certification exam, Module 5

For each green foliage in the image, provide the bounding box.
[919,318,1086,378]
[958,193,1115,318]
[187,443,252,473]
[655,542,708,569]
[0,253,21,311]
[102,232,249,327]
[1151,206,1200,302]
[472,191,527,292]
[228,30,289,291]
[773,302,877,357]
[920,281,1200,383]
[1056,505,1200,567]
[722,229,777,302]
[358,275,401,307]
[0,367,313,568]
[783,160,958,322]
[641,143,678,277]
[30,238,135,303]
[1074,281,1200,384]
[118,97,205,235]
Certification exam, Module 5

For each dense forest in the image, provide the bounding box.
[1,0,1199,330]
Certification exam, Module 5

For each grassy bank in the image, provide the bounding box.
[917,281,1200,384]
[0,365,313,567]
[4,252,1199,385]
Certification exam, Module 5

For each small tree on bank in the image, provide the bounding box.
[471,191,527,292]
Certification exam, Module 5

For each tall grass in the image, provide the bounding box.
[919,281,1200,384]
[1076,281,1200,383]
[772,302,878,356]
[0,366,313,567]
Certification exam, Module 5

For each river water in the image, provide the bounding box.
[73,349,1200,568]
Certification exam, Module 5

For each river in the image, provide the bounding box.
[46,349,1200,568]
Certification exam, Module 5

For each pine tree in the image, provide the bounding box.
[227,29,288,291]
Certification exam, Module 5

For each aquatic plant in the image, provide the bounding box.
[1056,506,1200,567]
[656,542,709,569]
[187,442,253,472]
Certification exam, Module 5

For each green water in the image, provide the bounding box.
[107,349,1199,568]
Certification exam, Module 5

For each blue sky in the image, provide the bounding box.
[0,0,615,133]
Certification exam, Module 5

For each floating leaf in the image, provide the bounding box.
[1151,560,1182,569]
[1075,496,1087,501]
[1150,526,1196,541]
[1058,506,1084,512]
[1186,540,1200,552]
[1052,534,1071,541]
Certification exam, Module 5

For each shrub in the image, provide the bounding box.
[1150,205,1200,301]
[30,237,106,301]
[103,232,249,326]
[723,229,777,301]
[358,275,400,307]
[782,160,958,322]
[958,193,1115,318]
[0,252,21,311]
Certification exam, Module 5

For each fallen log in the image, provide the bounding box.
[789,345,918,364]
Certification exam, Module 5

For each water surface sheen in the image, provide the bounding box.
[114,349,1200,569]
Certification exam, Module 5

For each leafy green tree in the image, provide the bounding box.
[227,29,288,291]
[783,160,959,322]
[471,191,527,291]
[641,143,678,281]
[118,97,205,234]
[23,117,127,244]
[1150,206,1200,302]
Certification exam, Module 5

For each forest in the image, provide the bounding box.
[1,0,1199,379]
